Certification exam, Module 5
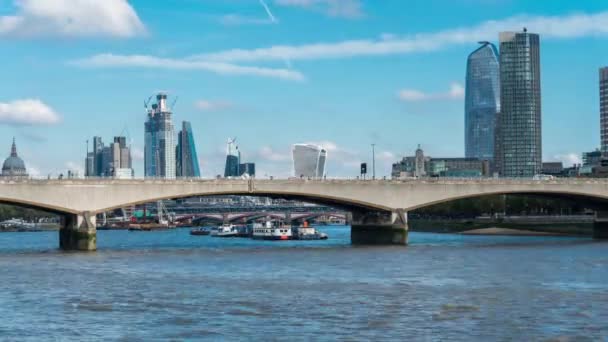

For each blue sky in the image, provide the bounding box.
[0,0,607,178]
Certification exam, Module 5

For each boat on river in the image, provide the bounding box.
[252,221,293,241]
[190,227,211,236]
[210,224,239,238]
[293,222,328,240]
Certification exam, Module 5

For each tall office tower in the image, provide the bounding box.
[601,67,608,155]
[145,93,176,179]
[497,29,542,177]
[465,41,500,162]
[92,136,104,176]
[224,138,240,177]
[85,152,95,177]
[292,144,327,178]
[239,163,256,177]
[176,121,201,177]
[414,144,426,177]
[86,135,133,178]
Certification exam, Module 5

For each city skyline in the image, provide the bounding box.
[1,1,607,178]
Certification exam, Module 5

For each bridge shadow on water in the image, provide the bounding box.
[0,226,599,255]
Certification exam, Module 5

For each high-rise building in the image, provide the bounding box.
[465,41,500,162]
[85,135,133,178]
[414,144,426,178]
[600,67,608,154]
[497,29,542,177]
[176,121,201,178]
[145,93,176,179]
[224,138,240,177]
[292,144,327,178]
[239,163,256,177]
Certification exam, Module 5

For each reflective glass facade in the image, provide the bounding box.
[601,67,608,155]
[224,139,241,177]
[176,121,201,178]
[465,42,500,162]
[497,31,542,177]
[145,93,176,179]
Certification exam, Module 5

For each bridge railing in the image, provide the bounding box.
[2,176,608,185]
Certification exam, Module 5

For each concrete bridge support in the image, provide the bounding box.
[594,211,608,239]
[351,209,408,245]
[59,212,97,251]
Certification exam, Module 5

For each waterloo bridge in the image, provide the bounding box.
[2,178,608,251]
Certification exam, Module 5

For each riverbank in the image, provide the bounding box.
[460,227,567,236]
[410,218,593,236]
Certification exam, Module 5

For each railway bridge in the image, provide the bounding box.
[1,178,608,250]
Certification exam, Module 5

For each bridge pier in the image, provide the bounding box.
[351,209,408,245]
[59,212,97,251]
[594,211,608,240]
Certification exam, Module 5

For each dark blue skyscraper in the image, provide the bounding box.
[176,121,201,177]
[224,138,240,177]
[465,41,500,162]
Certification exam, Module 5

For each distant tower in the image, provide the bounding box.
[145,93,176,179]
[292,144,327,179]
[224,138,240,177]
[497,29,542,177]
[414,144,426,178]
[176,121,201,177]
[465,41,500,162]
[601,67,608,155]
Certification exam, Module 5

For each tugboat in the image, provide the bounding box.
[252,221,293,241]
[293,221,328,240]
[210,224,239,238]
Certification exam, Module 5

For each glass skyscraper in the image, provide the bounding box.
[292,144,327,178]
[145,93,176,179]
[176,121,201,178]
[600,67,608,155]
[465,41,500,162]
[497,30,542,177]
[224,138,240,177]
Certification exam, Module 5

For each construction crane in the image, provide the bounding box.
[144,95,153,109]
[170,96,179,111]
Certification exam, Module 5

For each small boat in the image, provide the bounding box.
[190,227,211,236]
[293,221,328,240]
[210,224,239,238]
[252,221,293,241]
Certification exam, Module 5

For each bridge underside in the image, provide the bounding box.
[350,209,409,245]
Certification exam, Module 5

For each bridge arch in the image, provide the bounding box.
[93,190,392,215]
[405,190,608,212]
[0,197,76,216]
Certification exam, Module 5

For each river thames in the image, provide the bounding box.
[0,226,607,341]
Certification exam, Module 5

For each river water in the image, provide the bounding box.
[0,226,607,341]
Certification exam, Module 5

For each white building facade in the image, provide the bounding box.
[292,144,327,178]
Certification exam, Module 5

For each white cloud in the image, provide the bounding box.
[257,146,291,162]
[194,100,234,112]
[0,0,145,38]
[274,0,363,19]
[398,83,465,102]
[71,54,305,81]
[0,99,60,125]
[552,153,582,167]
[195,11,608,63]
